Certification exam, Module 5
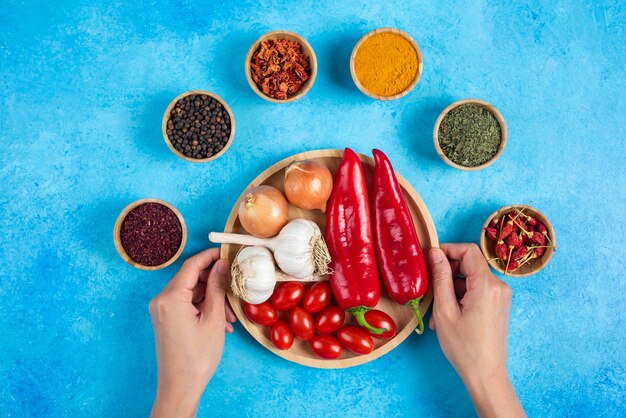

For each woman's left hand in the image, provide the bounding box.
[149,248,236,418]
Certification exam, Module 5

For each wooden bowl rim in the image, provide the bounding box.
[433,98,508,171]
[113,198,187,270]
[221,149,439,368]
[349,27,423,101]
[161,90,236,163]
[244,30,318,104]
[479,204,556,277]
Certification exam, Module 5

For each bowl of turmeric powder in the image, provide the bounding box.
[350,28,423,100]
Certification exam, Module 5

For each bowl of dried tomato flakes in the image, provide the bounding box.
[245,30,317,103]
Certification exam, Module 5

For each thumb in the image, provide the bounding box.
[429,248,460,317]
[202,258,230,316]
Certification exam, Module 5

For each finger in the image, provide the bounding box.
[192,283,207,304]
[429,248,460,318]
[441,243,490,281]
[225,322,234,333]
[198,267,211,284]
[429,315,436,330]
[453,278,467,300]
[225,299,237,323]
[450,260,461,278]
[201,258,230,318]
[169,248,221,290]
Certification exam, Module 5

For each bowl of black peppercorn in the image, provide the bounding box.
[162,90,235,162]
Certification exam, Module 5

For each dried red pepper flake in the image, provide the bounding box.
[250,39,311,100]
[120,203,182,266]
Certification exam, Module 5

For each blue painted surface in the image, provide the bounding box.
[1,1,624,417]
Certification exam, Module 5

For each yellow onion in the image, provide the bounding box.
[284,160,333,212]
[238,185,289,237]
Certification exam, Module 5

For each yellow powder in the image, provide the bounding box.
[354,33,419,97]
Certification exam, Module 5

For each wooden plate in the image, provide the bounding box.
[220,149,438,368]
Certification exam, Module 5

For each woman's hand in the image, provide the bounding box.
[428,244,525,418]
[149,248,237,418]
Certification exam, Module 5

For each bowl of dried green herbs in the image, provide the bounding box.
[433,99,507,171]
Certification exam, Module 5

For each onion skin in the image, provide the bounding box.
[284,160,333,212]
[238,185,289,237]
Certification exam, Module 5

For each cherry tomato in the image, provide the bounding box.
[302,281,332,313]
[244,301,277,326]
[309,334,343,359]
[270,320,294,350]
[363,309,397,339]
[288,307,314,341]
[336,325,374,355]
[270,282,305,311]
[314,305,345,334]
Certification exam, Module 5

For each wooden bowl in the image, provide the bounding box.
[162,90,236,163]
[244,31,317,103]
[433,98,507,171]
[220,149,439,368]
[480,204,556,277]
[350,28,423,101]
[113,198,187,270]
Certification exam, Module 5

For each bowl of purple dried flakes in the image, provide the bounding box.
[113,198,187,270]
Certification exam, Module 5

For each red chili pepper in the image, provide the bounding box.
[325,148,384,334]
[495,240,508,261]
[505,232,522,248]
[370,149,429,334]
[534,246,546,258]
[511,246,528,260]
[499,220,515,240]
[485,227,498,241]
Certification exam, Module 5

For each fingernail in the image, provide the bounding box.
[430,248,445,264]
[217,259,229,274]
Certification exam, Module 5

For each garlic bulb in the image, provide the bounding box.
[272,219,328,278]
[210,219,331,280]
[230,246,276,304]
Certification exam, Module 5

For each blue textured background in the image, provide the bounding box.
[1,1,624,417]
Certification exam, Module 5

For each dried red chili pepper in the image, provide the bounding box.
[371,149,429,334]
[485,227,498,241]
[325,148,384,334]
[536,221,548,235]
[505,232,522,248]
[534,246,546,258]
[249,39,311,100]
[506,260,520,271]
[495,240,508,261]
[499,220,515,240]
[511,246,528,260]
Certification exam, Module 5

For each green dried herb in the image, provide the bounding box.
[438,104,502,167]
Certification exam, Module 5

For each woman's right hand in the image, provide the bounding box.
[428,244,525,418]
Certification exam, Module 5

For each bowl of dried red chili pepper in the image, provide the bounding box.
[480,205,556,277]
[114,198,187,270]
[245,31,317,103]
